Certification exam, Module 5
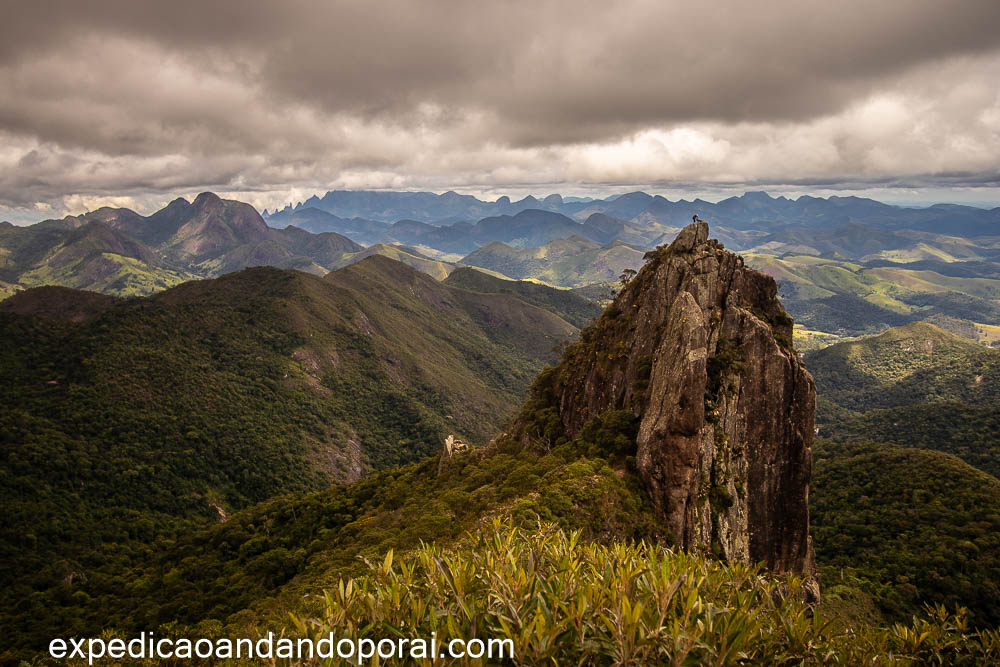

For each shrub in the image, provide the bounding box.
[294,520,1000,665]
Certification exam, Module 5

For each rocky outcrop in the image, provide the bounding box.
[514,220,817,591]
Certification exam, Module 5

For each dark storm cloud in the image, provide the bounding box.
[5,1,1000,135]
[0,0,999,216]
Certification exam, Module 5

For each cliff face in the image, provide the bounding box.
[515,221,816,587]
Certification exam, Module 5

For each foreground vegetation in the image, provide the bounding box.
[291,521,1000,665]
[9,403,1000,662]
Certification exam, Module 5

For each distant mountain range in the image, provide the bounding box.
[267,188,1000,237]
[267,189,572,224]
[268,206,671,253]
[5,188,1000,352]
[0,192,363,297]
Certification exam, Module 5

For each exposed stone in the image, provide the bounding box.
[515,220,817,596]
[671,219,709,252]
[439,434,471,472]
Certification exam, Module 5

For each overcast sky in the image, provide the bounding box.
[1,0,999,222]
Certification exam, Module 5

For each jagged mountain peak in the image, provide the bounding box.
[511,220,817,592]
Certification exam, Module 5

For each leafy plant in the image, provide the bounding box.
[295,520,1000,665]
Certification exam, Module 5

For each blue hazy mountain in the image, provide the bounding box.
[268,189,1000,238]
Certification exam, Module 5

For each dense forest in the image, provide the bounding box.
[1,398,660,656]
[808,322,1000,477]
[812,440,1000,625]
[0,258,583,659]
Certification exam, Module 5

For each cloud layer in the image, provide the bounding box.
[1,0,999,219]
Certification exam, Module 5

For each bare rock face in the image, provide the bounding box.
[516,221,817,589]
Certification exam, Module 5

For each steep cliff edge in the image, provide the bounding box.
[512,220,817,590]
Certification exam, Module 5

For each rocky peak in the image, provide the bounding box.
[513,220,817,594]
[192,191,224,210]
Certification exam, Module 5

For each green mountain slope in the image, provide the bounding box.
[822,401,1000,478]
[0,257,578,653]
[0,285,118,323]
[806,322,1000,477]
[807,322,999,409]
[1,219,198,296]
[748,253,1000,341]
[443,266,601,328]
[3,410,661,654]
[329,242,456,279]
[811,440,1000,625]
[0,194,365,298]
[460,236,646,287]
